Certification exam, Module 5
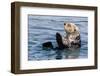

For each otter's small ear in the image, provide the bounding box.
[74,29,76,31]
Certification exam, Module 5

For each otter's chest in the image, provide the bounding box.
[68,34,77,42]
[63,34,81,48]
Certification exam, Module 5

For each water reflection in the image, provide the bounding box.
[56,48,80,59]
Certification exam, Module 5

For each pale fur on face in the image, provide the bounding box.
[64,23,79,33]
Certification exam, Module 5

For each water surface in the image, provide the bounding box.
[28,15,88,61]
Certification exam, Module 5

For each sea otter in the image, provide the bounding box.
[42,23,81,50]
[56,23,81,50]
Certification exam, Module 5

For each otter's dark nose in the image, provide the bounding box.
[64,23,66,26]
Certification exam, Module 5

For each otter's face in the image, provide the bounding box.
[64,23,76,33]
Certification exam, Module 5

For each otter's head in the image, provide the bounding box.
[64,23,79,33]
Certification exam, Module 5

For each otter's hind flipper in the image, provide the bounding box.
[56,32,65,49]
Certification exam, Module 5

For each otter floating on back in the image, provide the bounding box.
[56,23,81,50]
[42,23,81,50]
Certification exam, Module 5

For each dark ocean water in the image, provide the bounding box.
[28,15,88,61]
